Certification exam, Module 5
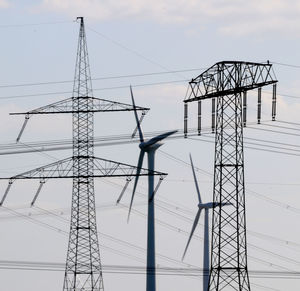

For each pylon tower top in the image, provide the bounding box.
[185,61,277,102]
[73,17,93,98]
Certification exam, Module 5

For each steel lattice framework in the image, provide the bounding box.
[184,61,277,291]
[0,17,166,291]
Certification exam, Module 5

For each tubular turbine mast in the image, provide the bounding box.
[1,17,166,291]
[184,61,278,290]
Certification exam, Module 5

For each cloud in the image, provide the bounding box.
[35,0,300,36]
[0,0,10,8]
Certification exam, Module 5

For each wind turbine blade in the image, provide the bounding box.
[131,112,146,139]
[127,150,145,222]
[130,86,144,143]
[145,130,177,147]
[189,154,202,204]
[182,207,202,260]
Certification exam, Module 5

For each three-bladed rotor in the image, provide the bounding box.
[182,154,230,260]
[124,86,177,221]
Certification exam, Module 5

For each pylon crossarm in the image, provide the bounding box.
[10,97,149,115]
[11,97,149,143]
[0,156,166,206]
[0,157,74,206]
[0,157,74,181]
[93,157,167,177]
[0,156,165,180]
[185,61,278,102]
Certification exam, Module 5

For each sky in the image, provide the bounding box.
[0,1,300,290]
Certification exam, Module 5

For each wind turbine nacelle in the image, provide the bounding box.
[139,141,163,151]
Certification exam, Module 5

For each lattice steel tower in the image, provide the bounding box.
[184,61,277,290]
[0,17,166,291]
[64,16,102,291]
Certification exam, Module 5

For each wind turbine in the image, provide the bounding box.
[118,86,177,291]
[182,154,230,291]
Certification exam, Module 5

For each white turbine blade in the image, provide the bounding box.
[127,150,145,222]
[189,154,202,204]
[130,86,144,143]
[145,130,177,147]
[131,112,145,139]
[182,207,202,260]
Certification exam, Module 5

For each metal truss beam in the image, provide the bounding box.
[185,61,277,102]
[0,157,165,181]
[10,97,149,115]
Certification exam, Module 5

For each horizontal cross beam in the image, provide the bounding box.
[185,61,277,103]
[10,97,149,115]
[0,156,165,180]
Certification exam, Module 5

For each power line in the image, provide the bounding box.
[0,21,72,28]
[1,198,295,272]
[271,61,300,69]
[0,68,205,89]
[0,260,299,279]
[87,25,186,77]
[1,122,300,157]
[157,149,300,216]
[0,79,189,100]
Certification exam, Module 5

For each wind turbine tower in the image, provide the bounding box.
[183,61,277,290]
[182,154,230,291]
[118,87,177,291]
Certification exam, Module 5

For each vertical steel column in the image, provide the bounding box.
[208,92,250,291]
[63,17,104,291]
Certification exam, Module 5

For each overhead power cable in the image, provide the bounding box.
[0,21,72,28]
[0,201,294,272]
[1,122,300,157]
[36,197,300,270]
[0,68,205,89]
[271,61,300,69]
[0,260,299,280]
[157,149,300,215]
[0,79,189,100]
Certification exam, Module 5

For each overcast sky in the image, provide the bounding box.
[0,1,300,291]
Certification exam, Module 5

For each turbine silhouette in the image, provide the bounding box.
[118,86,177,291]
[182,154,230,291]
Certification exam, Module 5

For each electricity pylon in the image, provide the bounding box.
[184,61,277,290]
[0,17,166,291]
